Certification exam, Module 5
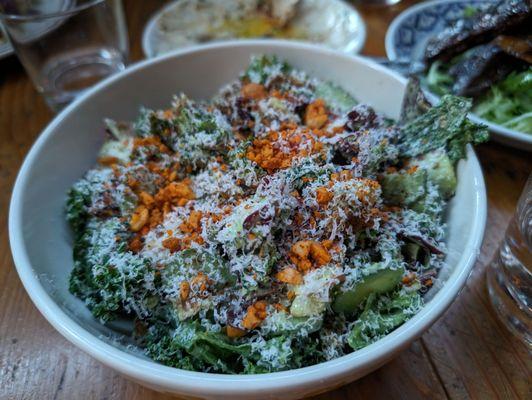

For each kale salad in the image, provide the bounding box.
[67,56,487,374]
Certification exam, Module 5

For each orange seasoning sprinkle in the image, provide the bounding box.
[133,136,170,154]
[316,187,333,206]
[154,181,195,207]
[128,236,143,253]
[246,129,323,173]
[289,240,332,272]
[226,325,247,338]
[309,241,331,266]
[162,210,205,252]
[180,210,203,233]
[273,303,288,313]
[241,83,267,100]
[98,156,120,166]
[127,178,195,237]
[180,281,190,301]
[353,177,381,206]
[304,99,329,129]
[162,237,181,253]
[322,240,334,250]
[242,301,268,330]
[130,205,149,232]
[402,272,416,285]
[191,272,210,293]
[406,165,419,174]
[139,191,155,208]
[276,267,303,285]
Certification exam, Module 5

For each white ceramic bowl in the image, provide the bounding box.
[9,40,486,400]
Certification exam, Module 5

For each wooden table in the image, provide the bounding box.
[1,1,530,399]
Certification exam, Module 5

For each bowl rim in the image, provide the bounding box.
[384,0,532,148]
[141,0,367,59]
[9,39,486,395]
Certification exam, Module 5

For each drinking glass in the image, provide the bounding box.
[0,0,128,111]
[487,174,532,347]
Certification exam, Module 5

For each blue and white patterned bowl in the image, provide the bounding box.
[385,0,532,151]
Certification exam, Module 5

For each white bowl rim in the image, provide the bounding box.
[384,0,532,147]
[141,0,367,59]
[9,39,486,395]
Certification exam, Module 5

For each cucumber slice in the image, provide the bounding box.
[264,311,322,335]
[332,264,404,314]
[381,169,426,206]
[424,150,457,199]
[315,82,357,112]
[290,294,326,317]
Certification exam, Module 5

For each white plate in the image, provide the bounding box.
[142,0,366,58]
[385,0,532,151]
[9,40,486,400]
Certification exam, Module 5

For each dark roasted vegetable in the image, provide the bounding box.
[424,0,531,63]
[447,43,527,97]
[495,34,532,64]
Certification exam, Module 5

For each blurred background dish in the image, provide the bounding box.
[142,0,367,57]
[0,25,14,59]
[385,0,532,151]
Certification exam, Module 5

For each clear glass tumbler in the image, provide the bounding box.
[487,174,532,347]
[0,0,128,111]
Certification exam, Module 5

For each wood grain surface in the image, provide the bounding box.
[1,1,531,399]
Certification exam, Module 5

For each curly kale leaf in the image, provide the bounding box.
[145,321,251,373]
[242,334,322,374]
[134,96,232,169]
[133,107,153,137]
[347,290,422,351]
[243,55,291,84]
[146,318,323,374]
[69,218,155,322]
[161,248,235,291]
[399,95,488,162]
[66,184,91,238]
[446,118,488,161]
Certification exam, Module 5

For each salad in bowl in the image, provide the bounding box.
[66,55,487,373]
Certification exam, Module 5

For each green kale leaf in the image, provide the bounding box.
[347,289,422,351]
[145,321,251,373]
[243,55,291,84]
[399,95,488,162]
